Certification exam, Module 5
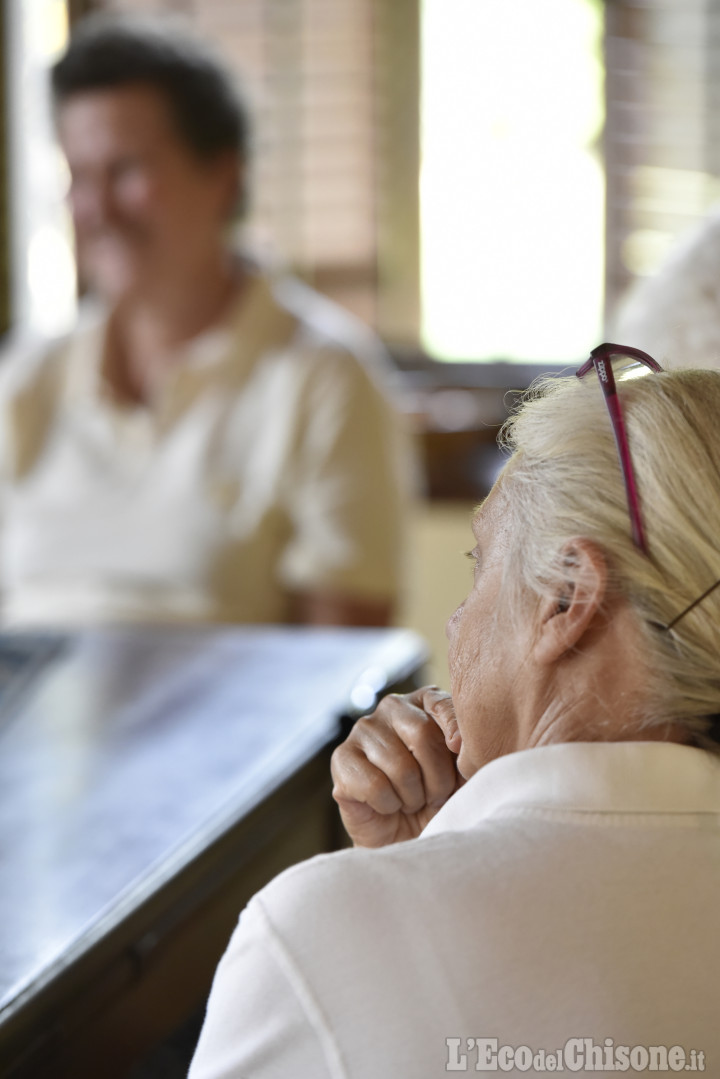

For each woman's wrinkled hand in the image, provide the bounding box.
[330,686,464,848]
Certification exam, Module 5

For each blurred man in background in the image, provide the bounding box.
[0,14,405,628]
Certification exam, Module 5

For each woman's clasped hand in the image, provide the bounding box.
[330,687,464,848]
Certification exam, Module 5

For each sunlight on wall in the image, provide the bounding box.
[9,0,76,336]
[421,0,604,363]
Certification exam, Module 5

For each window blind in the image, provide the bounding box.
[605,0,720,320]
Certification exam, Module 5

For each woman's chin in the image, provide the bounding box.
[456,746,483,781]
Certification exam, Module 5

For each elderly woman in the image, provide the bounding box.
[189,348,720,1078]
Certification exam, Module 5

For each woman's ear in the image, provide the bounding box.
[533,538,609,664]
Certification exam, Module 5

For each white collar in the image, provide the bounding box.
[421,741,720,839]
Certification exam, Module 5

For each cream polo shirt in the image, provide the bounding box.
[0,272,405,627]
[190,741,720,1078]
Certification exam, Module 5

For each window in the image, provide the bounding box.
[10,0,720,365]
[6,0,75,337]
[0,5,10,335]
[420,0,605,364]
[604,0,720,319]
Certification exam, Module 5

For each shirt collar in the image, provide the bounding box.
[421,741,720,839]
[64,268,298,410]
[177,270,296,375]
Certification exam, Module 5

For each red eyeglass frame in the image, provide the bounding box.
[576,343,662,554]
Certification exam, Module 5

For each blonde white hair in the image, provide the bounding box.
[499,366,720,748]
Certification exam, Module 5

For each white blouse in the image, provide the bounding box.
[190,740,720,1078]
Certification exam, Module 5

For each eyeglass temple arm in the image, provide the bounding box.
[603,391,648,552]
[577,348,650,553]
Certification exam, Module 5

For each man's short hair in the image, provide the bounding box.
[51,13,250,163]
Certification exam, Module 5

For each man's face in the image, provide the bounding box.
[446,483,534,778]
[57,83,238,301]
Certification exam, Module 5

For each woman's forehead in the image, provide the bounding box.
[471,480,507,536]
